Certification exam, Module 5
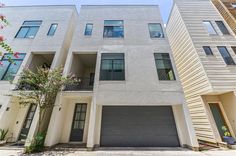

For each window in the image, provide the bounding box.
[217,46,235,65]
[215,21,230,35]
[149,23,164,38]
[203,21,217,35]
[232,46,236,54]
[47,23,58,36]
[154,53,176,80]
[103,20,124,38]
[84,23,93,36]
[15,20,42,38]
[203,46,213,55]
[0,53,26,81]
[100,53,125,80]
[231,3,236,8]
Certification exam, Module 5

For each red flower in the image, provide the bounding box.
[14,52,20,58]
[0,35,4,42]
[0,14,5,20]
[0,61,3,66]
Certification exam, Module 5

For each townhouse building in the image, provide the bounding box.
[45,5,198,149]
[166,0,236,145]
[0,5,199,149]
[0,5,77,144]
[212,0,236,35]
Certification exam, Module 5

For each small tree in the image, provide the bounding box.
[16,67,76,152]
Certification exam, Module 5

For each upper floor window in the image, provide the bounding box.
[47,23,58,36]
[100,53,125,81]
[0,53,26,81]
[231,46,236,54]
[154,53,176,81]
[217,46,235,65]
[103,20,124,38]
[231,3,236,8]
[15,20,42,38]
[215,21,230,35]
[84,23,93,36]
[203,21,217,35]
[149,23,164,38]
[203,46,213,55]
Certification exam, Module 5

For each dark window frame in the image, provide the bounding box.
[217,46,235,65]
[148,23,165,38]
[84,23,93,36]
[203,46,214,55]
[47,23,58,36]
[154,53,176,81]
[15,20,42,38]
[215,21,230,35]
[100,53,125,81]
[203,21,217,35]
[103,20,124,38]
[0,53,26,81]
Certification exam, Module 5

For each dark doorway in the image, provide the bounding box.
[70,104,87,142]
[18,104,37,140]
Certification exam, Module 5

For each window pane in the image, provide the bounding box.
[232,47,236,54]
[149,23,164,38]
[23,21,42,26]
[103,20,124,38]
[26,26,39,38]
[84,24,93,36]
[3,60,23,81]
[104,20,123,26]
[15,27,29,38]
[203,46,213,55]
[218,47,235,65]
[203,21,217,35]
[48,24,58,36]
[100,53,125,80]
[216,21,230,35]
[101,60,113,70]
[0,61,10,80]
[113,60,124,71]
[155,53,176,80]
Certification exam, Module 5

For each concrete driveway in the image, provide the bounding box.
[0,148,236,156]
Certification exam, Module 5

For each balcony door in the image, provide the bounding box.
[19,104,37,140]
[70,104,87,142]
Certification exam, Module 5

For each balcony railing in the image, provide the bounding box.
[63,77,94,91]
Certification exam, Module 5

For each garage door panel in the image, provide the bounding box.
[101,106,180,147]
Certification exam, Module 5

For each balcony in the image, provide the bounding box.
[64,77,94,91]
[14,53,55,91]
[64,53,97,91]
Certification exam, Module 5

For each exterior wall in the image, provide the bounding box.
[57,5,199,148]
[167,0,236,143]
[166,2,216,143]
[0,6,77,144]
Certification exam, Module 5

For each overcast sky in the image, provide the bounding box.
[2,0,173,23]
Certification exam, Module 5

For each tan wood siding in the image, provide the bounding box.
[166,4,216,143]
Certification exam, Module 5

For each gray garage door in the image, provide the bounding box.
[100,106,180,147]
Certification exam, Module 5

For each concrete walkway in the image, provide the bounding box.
[0,149,236,156]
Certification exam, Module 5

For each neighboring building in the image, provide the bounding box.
[212,0,236,35]
[167,0,236,145]
[0,5,77,144]
[45,5,198,149]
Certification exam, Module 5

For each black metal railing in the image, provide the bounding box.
[14,82,39,91]
[63,77,94,91]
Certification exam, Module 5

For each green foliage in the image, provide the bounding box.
[0,129,9,141]
[17,66,75,131]
[222,126,231,137]
[25,133,45,154]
